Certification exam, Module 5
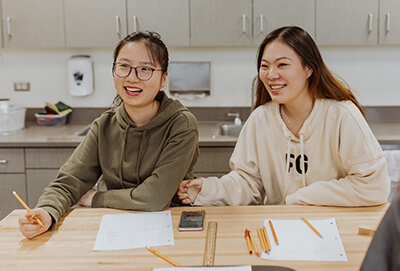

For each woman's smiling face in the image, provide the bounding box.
[259,40,312,107]
[113,41,166,110]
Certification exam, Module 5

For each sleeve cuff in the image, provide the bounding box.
[285,194,295,205]
[92,191,105,208]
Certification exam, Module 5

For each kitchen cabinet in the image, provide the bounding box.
[190,0,252,46]
[127,0,190,47]
[253,0,315,45]
[316,0,379,45]
[0,148,26,220]
[1,0,65,48]
[379,0,400,44]
[64,0,127,48]
[25,148,74,207]
[194,147,234,178]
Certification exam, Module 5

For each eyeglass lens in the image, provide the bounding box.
[114,63,154,81]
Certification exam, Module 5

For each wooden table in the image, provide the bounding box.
[0,205,388,271]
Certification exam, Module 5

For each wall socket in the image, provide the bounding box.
[14,81,30,91]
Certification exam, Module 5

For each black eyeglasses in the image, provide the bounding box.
[113,62,162,81]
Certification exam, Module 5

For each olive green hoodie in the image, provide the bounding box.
[36,91,199,223]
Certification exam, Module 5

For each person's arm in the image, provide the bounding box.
[193,117,265,206]
[91,118,199,211]
[360,194,400,271]
[35,123,102,224]
[286,106,390,207]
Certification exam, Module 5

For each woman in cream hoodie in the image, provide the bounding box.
[178,26,389,207]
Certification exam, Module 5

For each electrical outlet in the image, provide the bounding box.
[13,81,30,91]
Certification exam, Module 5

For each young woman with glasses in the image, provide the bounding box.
[178,26,389,208]
[18,31,199,239]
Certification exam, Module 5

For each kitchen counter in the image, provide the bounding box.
[0,121,239,148]
[0,121,399,148]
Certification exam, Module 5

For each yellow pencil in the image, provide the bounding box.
[147,246,181,266]
[12,191,44,227]
[248,230,260,256]
[262,226,271,253]
[257,228,267,252]
[301,217,323,238]
[269,220,279,245]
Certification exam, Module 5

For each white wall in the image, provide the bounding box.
[1,45,400,108]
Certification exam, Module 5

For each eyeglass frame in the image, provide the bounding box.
[112,62,163,81]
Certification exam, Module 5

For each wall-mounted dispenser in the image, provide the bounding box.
[168,62,210,99]
[68,55,94,96]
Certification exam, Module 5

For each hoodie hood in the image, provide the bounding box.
[115,91,189,131]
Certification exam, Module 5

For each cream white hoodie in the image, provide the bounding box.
[195,99,390,207]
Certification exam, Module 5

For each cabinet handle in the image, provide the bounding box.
[386,13,391,32]
[133,15,138,32]
[116,16,121,36]
[242,14,246,34]
[260,15,264,33]
[6,16,12,36]
[0,159,8,164]
[368,13,373,33]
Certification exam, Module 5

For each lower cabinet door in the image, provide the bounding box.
[0,174,26,220]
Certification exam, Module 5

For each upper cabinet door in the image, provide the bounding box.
[127,0,190,47]
[253,0,315,45]
[379,0,400,44]
[1,0,65,48]
[190,0,252,46]
[65,0,127,48]
[316,0,378,45]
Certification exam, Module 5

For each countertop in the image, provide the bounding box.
[0,121,399,148]
[0,121,239,148]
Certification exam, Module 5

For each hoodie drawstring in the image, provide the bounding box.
[119,125,130,188]
[299,133,306,187]
[284,137,292,197]
[135,129,148,184]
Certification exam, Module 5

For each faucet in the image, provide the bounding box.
[228,113,242,126]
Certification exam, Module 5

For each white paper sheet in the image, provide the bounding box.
[153,266,252,271]
[262,218,347,262]
[93,211,174,251]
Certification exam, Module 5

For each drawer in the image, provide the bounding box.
[0,148,25,173]
[25,148,74,169]
[194,147,233,173]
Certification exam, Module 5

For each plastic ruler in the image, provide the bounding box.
[203,221,218,266]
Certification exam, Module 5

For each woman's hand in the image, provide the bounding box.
[18,208,52,239]
[178,179,203,205]
[77,189,97,207]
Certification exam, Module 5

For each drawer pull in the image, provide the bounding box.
[242,14,246,34]
[386,13,390,33]
[7,17,12,36]
[0,159,8,164]
[368,13,373,33]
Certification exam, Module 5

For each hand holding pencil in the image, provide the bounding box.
[13,191,52,239]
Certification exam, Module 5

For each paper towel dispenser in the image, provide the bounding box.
[168,62,210,95]
[68,55,94,97]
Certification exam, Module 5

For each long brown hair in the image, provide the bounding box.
[254,26,364,116]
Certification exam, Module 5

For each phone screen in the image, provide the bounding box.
[178,211,205,231]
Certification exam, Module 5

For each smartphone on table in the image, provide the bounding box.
[178,210,205,231]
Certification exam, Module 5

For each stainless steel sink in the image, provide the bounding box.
[213,122,243,137]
